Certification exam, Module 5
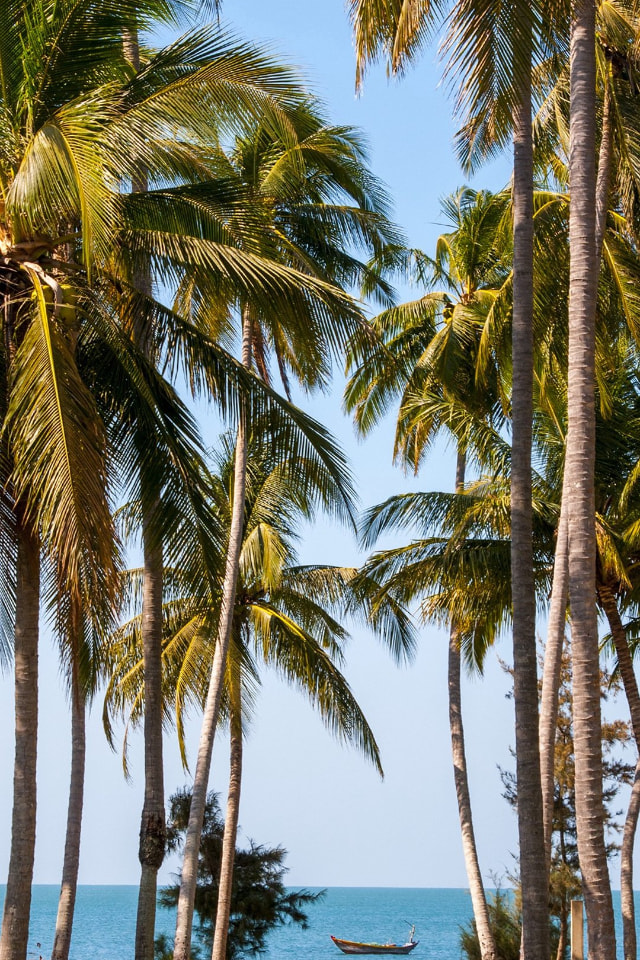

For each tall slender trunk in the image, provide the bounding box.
[566,0,616,953]
[539,67,613,887]
[173,308,253,960]
[556,898,568,960]
[597,584,640,960]
[594,82,613,269]
[620,764,640,960]
[539,508,569,868]
[0,520,40,960]
[511,41,549,960]
[211,662,243,960]
[51,651,86,960]
[598,585,640,738]
[122,27,168,960]
[135,496,166,960]
[449,448,496,960]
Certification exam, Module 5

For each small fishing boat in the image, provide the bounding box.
[331,926,418,955]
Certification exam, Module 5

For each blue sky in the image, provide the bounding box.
[0,0,630,896]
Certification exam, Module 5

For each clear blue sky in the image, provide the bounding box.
[0,0,632,894]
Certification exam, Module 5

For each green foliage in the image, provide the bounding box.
[154,934,201,960]
[345,187,512,474]
[460,889,522,960]
[460,886,563,960]
[156,788,324,959]
[104,432,418,773]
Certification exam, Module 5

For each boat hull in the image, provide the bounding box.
[331,937,419,955]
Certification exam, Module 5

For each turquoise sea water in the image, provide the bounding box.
[2,886,636,960]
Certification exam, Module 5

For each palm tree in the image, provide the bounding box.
[64,281,366,960]
[203,437,410,960]
[169,109,398,960]
[355,478,557,948]
[0,9,125,954]
[529,9,640,947]
[565,0,617,946]
[105,433,415,959]
[348,2,560,948]
[531,11,640,881]
[346,187,515,960]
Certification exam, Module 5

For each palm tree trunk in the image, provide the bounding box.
[173,307,252,960]
[597,583,640,960]
[556,898,568,960]
[449,448,496,960]
[539,67,613,889]
[598,585,640,737]
[620,763,640,960]
[122,28,168,960]
[135,499,166,960]
[511,43,549,960]
[539,507,568,871]
[566,0,616,954]
[595,81,613,268]
[211,661,243,960]
[51,651,86,960]
[0,519,40,960]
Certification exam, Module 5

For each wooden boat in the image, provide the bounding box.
[330,930,418,955]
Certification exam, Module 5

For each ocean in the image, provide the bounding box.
[4,886,635,960]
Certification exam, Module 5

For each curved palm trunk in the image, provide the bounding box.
[539,508,569,867]
[449,449,496,960]
[51,651,86,960]
[173,308,252,960]
[566,0,616,955]
[620,763,640,960]
[511,47,549,960]
[449,632,497,958]
[211,662,243,960]
[0,520,40,960]
[598,585,640,740]
[597,584,640,960]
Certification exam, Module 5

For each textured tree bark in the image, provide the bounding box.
[0,520,40,960]
[594,82,613,269]
[122,27,168,960]
[566,0,616,954]
[449,448,496,960]
[598,586,640,738]
[539,508,569,869]
[135,500,166,960]
[539,60,612,893]
[211,663,243,960]
[598,584,640,960]
[511,45,549,960]
[173,307,252,960]
[620,763,640,960]
[51,652,86,960]
[556,898,568,960]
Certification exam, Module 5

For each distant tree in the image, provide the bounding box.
[157,789,323,959]
[460,889,522,960]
